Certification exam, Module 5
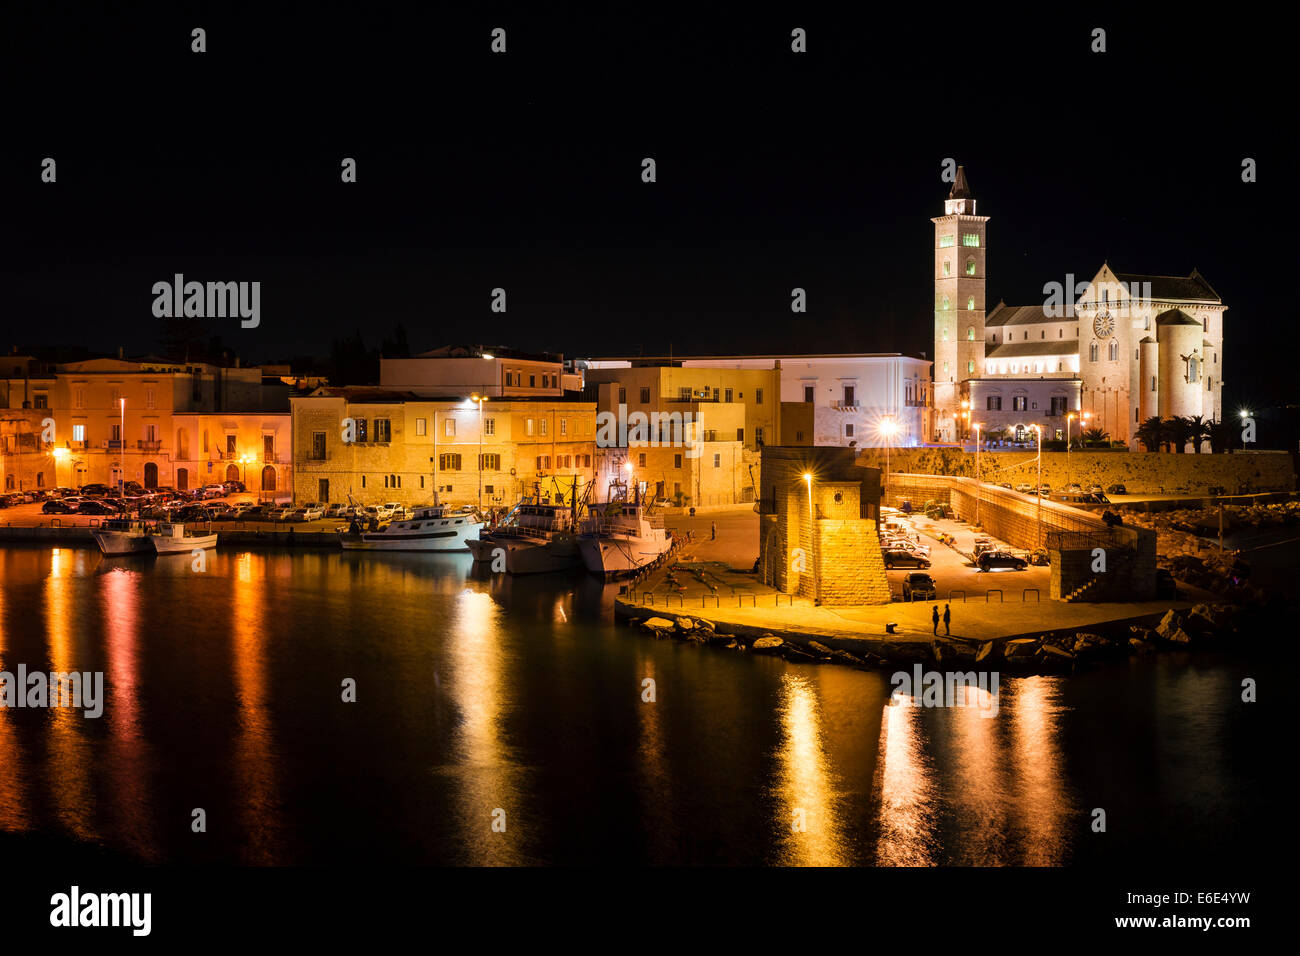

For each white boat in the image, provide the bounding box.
[149,522,219,554]
[577,499,673,578]
[91,519,153,556]
[340,504,484,552]
[468,499,582,573]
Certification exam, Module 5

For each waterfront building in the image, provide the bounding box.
[379,344,583,398]
[290,388,603,508]
[0,354,293,494]
[934,167,1226,447]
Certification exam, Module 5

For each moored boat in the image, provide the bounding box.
[341,504,484,552]
[91,518,153,556]
[468,499,582,573]
[577,499,673,578]
[149,522,219,554]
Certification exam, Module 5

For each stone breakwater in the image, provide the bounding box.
[622,600,1253,675]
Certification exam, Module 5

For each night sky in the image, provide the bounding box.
[1,7,1285,410]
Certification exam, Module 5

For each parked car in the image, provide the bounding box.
[902,572,937,601]
[1155,568,1180,599]
[886,538,931,558]
[1084,492,1111,504]
[205,503,238,520]
[77,499,118,515]
[79,483,114,498]
[972,537,996,558]
[997,482,1013,490]
[1015,483,1033,494]
[1087,485,1104,495]
[324,503,349,519]
[173,504,214,522]
[977,550,1028,572]
[42,499,79,514]
[1106,483,1127,495]
[222,480,247,494]
[267,505,293,521]
[1063,483,1083,494]
[287,503,325,522]
[883,549,931,570]
[201,484,227,499]
[1037,484,1052,497]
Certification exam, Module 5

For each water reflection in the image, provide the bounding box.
[1008,678,1069,864]
[874,696,937,865]
[773,673,849,866]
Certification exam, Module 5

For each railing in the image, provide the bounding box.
[137,440,162,452]
[986,589,1003,602]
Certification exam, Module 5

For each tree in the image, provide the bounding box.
[1185,414,1209,453]
[1164,416,1193,453]
[1206,419,1236,454]
[1135,416,1165,452]
[1080,426,1110,447]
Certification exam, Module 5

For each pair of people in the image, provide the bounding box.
[931,604,951,636]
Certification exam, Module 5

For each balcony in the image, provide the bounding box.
[137,439,162,452]
[830,400,860,411]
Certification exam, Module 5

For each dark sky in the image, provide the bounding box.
[0,6,1286,412]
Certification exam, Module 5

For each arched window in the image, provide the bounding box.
[966,258,976,276]
[1188,357,1199,383]
[942,295,950,310]
[1151,376,1157,391]
[967,360,974,374]
[942,326,949,341]
[967,296,975,310]
[1089,341,1099,362]
[1108,340,1119,362]
[967,326,974,341]
[943,258,951,276]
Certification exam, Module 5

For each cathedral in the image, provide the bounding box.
[932,167,1225,448]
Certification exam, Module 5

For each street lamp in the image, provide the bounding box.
[1066,412,1076,484]
[623,458,635,504]
[471,393,487,509]
[803,472,819,605]
[972,422,983,528]
[118,397,125,496]
[239,453,255,489]
[878,415,898,493]
[1033,424,1043,548]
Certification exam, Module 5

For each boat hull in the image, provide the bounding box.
[578,533,672,578]
[151,533,218,554]
[91,530,153,556]
[341,520,483,552]
[469,533,582,574]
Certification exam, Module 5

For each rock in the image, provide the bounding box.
[1038,642,1075,661]
[975,641,995,663]
[752,635,784,654]
[725,639,741,650]
[808,641,833,656]
[1002,638,1040,660]
[931,638,976,664]
[781,642,821,662]
[642,617,676,632]
[1155,609,1184,640]
[1165,627,1194,645]
[1072,633,1111,656]
[706,631,735,645]
[830,648,868,667]
[675,617,695,631]
[1129,636,1156,654]
[695,618,716,633]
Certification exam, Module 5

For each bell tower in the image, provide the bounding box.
[931,166,989,442]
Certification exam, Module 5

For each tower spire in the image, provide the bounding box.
[948,165,973,201]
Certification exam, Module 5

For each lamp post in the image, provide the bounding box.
[973,422,982,528]
[471,393,487,509]
[1033,424,1043,548]
[118,397,125,497]
[879,415,898,497]
[624,459,635,504]
[1066,412,1075,485]
[803,472,819,605]
[1240,409,1250,450]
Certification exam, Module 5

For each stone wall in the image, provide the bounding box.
[861,448,1294,495]
[814,519,892,604]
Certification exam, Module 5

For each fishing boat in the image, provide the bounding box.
[340,503,484,552]
[577,488,673,578]
[91,518,153,556]
[148,522,218,554]
[468,498,582,573]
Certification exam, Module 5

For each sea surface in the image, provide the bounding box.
[0,545,1267,865]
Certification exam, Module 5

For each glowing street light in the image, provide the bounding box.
[878,415,898,491]
[1033,424,1044,547]
[118,397,126,497]
[802,472,819,606]
[471,393,488,509]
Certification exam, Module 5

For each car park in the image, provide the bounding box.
[883,549,931,570]
[901,572,938,601]
[1106,483,1127,495]
[977,550,1028,572]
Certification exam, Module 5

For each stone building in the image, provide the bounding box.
[756,446,889,606]
[290,388,604,508]
[934,167,1226,448]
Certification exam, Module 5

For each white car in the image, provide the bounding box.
[885,538,931,558]
[289,503,324,522]
[267,505,292,521]
[324,503,349,519]
[1015,483,1033,494]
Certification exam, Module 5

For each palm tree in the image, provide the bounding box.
[1164,416,1193,453]
[1206,419,1236,454]
[1185,414,1209,453]
[1080,426,1109,447]
[1135,416,1164,452]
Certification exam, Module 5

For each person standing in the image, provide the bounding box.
[711,521,717,540]
[943,603,951,636]
[932,605,939,636]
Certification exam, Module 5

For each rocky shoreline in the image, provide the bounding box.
[624,600,1257,674]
